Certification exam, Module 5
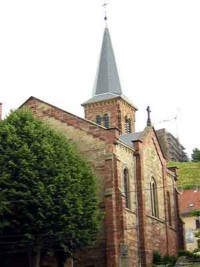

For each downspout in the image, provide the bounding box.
[168,167,183,250]
[133,141,147,267]
[133,150,142,267]
[172,174,179,251]
[162,165,169,255]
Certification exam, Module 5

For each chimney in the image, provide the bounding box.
[168,166,179,181]
[0,103,2,120]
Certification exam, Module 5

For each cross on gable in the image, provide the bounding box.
[146,106,152,126]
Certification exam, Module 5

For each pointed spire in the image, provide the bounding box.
[82,27,137,109]
[93,27,122,96]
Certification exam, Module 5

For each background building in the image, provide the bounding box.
[156,128,188,162]
[179,189,200,251]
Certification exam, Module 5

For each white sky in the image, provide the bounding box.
[0,1,199,158]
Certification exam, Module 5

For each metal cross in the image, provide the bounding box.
[146,106,152,126]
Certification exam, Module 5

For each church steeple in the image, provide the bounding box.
[93,27,122,97]
[82,27,137,134]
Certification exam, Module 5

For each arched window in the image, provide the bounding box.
[96,115,102,126]
[150,177,159,217]
[127,118,131,133]
[125,116,131,133]
[124,169,130,209]
[167,191,172,226]
[103,114,109,128]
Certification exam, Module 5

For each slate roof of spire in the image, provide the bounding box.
[82,27,137,109]
[93,27,122,96]
[83,27,133,106]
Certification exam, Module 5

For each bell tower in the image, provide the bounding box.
[82,27,137,134]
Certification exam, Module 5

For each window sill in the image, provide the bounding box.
[125,208,136,215]
[147,214,165,223]
[169,225,176,231]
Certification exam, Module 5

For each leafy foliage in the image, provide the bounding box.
[152,250,177,266]
[194,231,200,239]
[162,254,177,265]
[152,250,162,264]
[0,109,100,263]
[192,148,200,162]
[168,161,200,189]
[178,249,200,259]
[192,210,200,217]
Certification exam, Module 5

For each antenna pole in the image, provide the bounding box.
[175,108,180,140]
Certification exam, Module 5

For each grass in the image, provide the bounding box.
[168,161,200,189]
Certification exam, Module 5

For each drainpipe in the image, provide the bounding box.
[133,152,142,267]
[133,140,147,267]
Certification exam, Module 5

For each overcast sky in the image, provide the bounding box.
[0,1,199,158]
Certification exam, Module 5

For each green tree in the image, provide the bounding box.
[192,148,200,162]
[0,109,100,267]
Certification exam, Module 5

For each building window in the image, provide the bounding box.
[123,169,130,209]
[150,177,159,217]
[103,113,109,128]
[196,218,200,229]
[167,191,172,226]
[125,116,131,133]
[96,115,102,126]
[185,228,194,243]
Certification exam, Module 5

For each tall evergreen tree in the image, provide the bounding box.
[192,148,200,162]
[0,109,100,267]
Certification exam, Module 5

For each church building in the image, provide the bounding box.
[22,26,184,267]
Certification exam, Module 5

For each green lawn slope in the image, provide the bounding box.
[168,162,200,189]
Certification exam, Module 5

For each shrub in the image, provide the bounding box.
[162,254,177,265]
[153,250,162,264]
[178,250,200,260]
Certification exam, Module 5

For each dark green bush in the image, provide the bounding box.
[153,250,162,264]
[178,250,200,259]
[162,254,177,265]
[153,251,177,266]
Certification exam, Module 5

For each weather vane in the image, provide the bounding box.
[102,0,109,25]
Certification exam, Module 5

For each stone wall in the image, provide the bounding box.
[137,128,179,265]
[83,98,136,134]
[21,98,181,267]
[23,97,116,266]
[115,142,138,266]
